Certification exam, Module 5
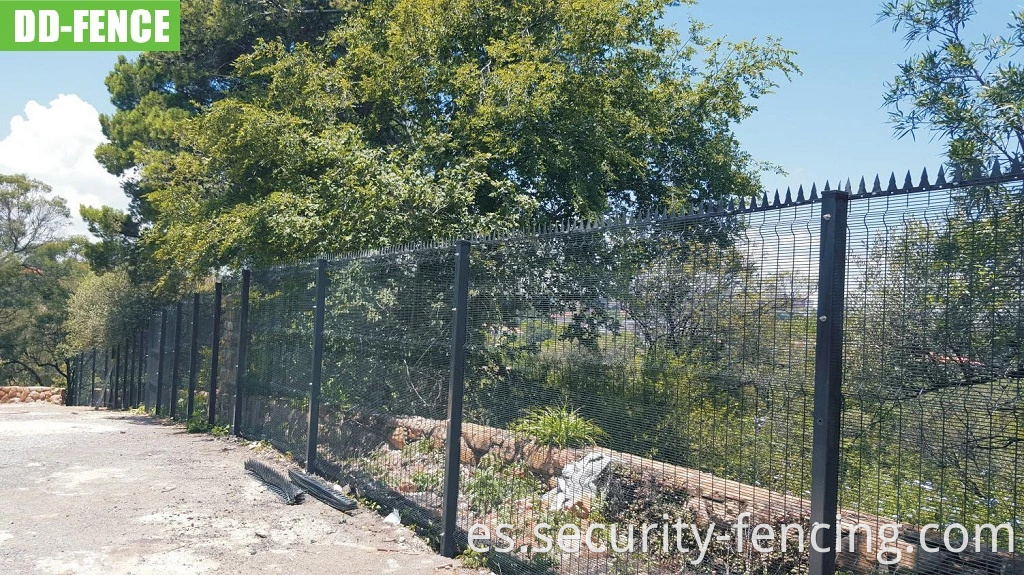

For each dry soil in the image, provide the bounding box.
[0,403,481,575]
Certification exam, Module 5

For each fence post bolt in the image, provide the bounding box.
[208,282,223,427]
[809,188,850,575]
[306,259,328,473]
[232,269,251,437]
[441,240,472,558]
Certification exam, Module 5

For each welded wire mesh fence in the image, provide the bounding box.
[67,161,1024,575]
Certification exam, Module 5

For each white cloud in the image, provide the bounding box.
[0,94,128,236]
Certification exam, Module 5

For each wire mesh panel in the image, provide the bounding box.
[216,278,241,428]
[316,246,456,530]
[457,206,820,574]
[841,180,1024,574]
[168,304,185,421]
[238,263,317,460]
[145,313,161,411]
[188,294,215,423]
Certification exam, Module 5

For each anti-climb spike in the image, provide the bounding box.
[936,166,947,185]
[796,185,806,202]
[845,179,852,193]
[810,183,819,201]
[1011,155,1024,174]
[824,180,832,192]
[920,167,930,187]
[784,188,792,204]
[971,163,983,180]
[738,196,747,211]
[991,158,1002,178]
[886,173,898,193]
[872,175,882,193]
[772,190,781,206]
[903,171,914,189]
[857,177,867,195]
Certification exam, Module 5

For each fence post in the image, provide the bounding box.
[187,294,200,420]
[125,336,133,408]
[809,185,850,575]
[232,270,251,437]
[70,354,80,406]
[121,337,130,409]
[306,260,328,473]
[101,347,110,407]
[170,301,183,419]
[208,282,222,427]
[156,310,168,415]
[137,330,147,409]
[130,333,138,408]
[440,240,472,558]
[90,349,96,407]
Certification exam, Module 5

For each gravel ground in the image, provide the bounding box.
[0,403,481,575]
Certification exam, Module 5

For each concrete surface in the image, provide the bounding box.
[0,403,479,575]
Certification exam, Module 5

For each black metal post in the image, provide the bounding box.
[170,301,183,419]
[114,344,123,408]
[156,310,167,416]
[137,330,147,409]
[809,187,850,575]
[101,347,110,407]
[208,282,222,427]
[70,354,80,406]
[306,260,328,473]
[90,349,96,408]
[187,294,200,420]
[122,337,130,409]
[232,270,251,437]
[440,240,472,558]
[125,335,134,408]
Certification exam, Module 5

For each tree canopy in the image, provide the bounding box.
[90,0,797,289]
[881,0,1024,168]
[0,174,88,387]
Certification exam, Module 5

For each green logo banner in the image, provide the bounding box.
[0,1,180,51]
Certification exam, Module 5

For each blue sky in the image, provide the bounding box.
[0,1,1017,232]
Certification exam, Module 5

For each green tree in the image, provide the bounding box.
[100,0,797,286]
[64,269,154,352]
[881,0,1024,168]
[88,0,348,275]
[0,174,87,387]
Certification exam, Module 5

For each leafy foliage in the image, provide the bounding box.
[881,0,1024,167]
[0,174,87,387]
[509,406,608,448]
[64,270,154,352]
[92,0,796,288]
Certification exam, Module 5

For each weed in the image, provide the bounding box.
[411,470,441,492]
[509,406,607,448]
[210,425,229,437]
[463,455,543,513]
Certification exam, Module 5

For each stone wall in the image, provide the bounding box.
[374,414,1022,575]
[0,386,64,405]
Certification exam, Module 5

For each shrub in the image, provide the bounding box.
[509,406,607,448]
[463,455,543,513]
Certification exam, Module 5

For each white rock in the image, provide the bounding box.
[383,509,401,525]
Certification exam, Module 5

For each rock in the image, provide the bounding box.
[542,452,613,512]
[383,509,401,525]
[388,427,408,451]
[460,438,475,465]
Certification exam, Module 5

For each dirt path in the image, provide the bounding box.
[0,403,480,575]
